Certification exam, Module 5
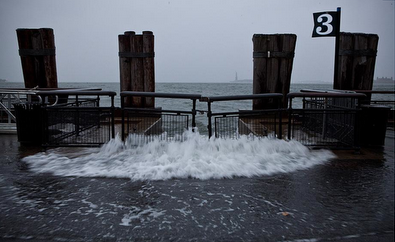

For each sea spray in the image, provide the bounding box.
[23,131,336,180]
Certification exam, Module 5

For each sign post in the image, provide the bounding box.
[312,7,341,83]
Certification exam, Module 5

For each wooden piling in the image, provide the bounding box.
[118,31,155,108]
[16,28,58,88]
[334,32,379,91]
[118,31,134,106]
[143,31,155,107]
[130,34,144,107]
[252,34,297,109]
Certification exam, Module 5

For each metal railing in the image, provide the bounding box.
[352,90,394,106]
[287,92,366,149]
[203,93,284,139]
[9,89,393,149]
[1,87,102,124]
[37,90,116,147]
[0,89,42,124]
[120,92,201,144]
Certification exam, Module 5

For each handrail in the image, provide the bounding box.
[301,89,395,95]
[288,92,366,99]
[36,90,115,96]
[0,90,43,103]
[352,90,395,94]
[0,87,102,93]
[0,90,40,95]
[301,89,357,94]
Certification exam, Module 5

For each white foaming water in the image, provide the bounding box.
[23,131,336,181]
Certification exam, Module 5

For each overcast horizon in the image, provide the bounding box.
[1,0,394,84]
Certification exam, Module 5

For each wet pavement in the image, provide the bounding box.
[0,129,394,241]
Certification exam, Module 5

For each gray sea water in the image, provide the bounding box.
[0,81,394,241]
[2,81,394,108]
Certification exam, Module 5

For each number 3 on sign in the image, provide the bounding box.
[312,11,338,37]
[316,14,333,35]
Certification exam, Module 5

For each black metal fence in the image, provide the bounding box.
[120,92,201,144]
[203,94,284,139]
[14,89,390,149]
[287,92,366,149]
[37,90,116,147]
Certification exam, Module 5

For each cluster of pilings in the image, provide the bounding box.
[16,28,58,89]
[118,31,155,108]
[16,29,379,109]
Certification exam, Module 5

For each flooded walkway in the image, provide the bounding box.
[0,129,393,241]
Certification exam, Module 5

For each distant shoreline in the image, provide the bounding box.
[1,78,393,85]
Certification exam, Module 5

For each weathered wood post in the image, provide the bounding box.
[130,33,144,107]
[334,32,386,147]
[252,34,297,109]
[16,28,58,88]
[143,31,155,107]
[334,32,379,93]
[118,31,155,108]
[119,31,134,106]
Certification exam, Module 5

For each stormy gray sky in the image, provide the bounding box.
[0,0,394,83]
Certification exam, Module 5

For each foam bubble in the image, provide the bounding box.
[22,131,336,181]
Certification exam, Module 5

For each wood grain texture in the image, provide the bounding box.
[253,34,296,109]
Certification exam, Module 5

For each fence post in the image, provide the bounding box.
[111,95,115,139]
[121,95,125,141]
[253,34,297,109]
[191,99,197,131]
[16,28,58,88]
[287,97,293,140]
[207,100,212,138]
[119,31,155,108]
[334,32,379,94]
